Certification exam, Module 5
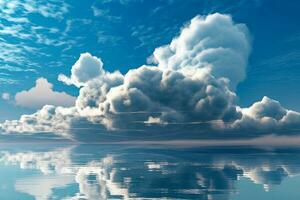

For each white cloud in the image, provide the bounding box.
[1,13,300,141]
[226,97,300,132]
[69,13,248,130]
[152,13,250,89]
[15,78,76,109]
[0,105,79,138]
[1,92,10,100]
[58,53,105,87]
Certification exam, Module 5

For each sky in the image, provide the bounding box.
[0,0,300,142]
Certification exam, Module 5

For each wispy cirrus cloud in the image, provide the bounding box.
[0,0,72,84]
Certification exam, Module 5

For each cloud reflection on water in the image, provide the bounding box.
[0,144,300,200]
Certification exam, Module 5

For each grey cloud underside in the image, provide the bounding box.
[1,13,300,141]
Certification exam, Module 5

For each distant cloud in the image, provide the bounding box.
[2,13,300,141]
[1,93,10,100]
[91,5,121,22]
[230,97,300,132]
[15,78,76,109]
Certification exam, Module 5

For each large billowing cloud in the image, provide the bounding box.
[15,78,76,109]
[152,14,250,89]
[1,13,300,141]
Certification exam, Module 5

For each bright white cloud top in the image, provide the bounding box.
[58,53,105,87]
[1,13,300,141]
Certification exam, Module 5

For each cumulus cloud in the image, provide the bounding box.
[15,78,76,109]
[152,14,251,89]
[58,53,105,87]
[1,13,300,141]
[230,97,300,131]
[0,105,82,139]
[68,13,248,131]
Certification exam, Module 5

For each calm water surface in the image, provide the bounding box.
[0,144,300,200]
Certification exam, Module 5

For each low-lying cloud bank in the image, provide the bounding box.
[1,13,300,141]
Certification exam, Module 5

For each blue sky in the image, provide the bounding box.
[1,0,300,143]
[0,0,300,120]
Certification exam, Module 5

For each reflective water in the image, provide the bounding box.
[0,144,300,200]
